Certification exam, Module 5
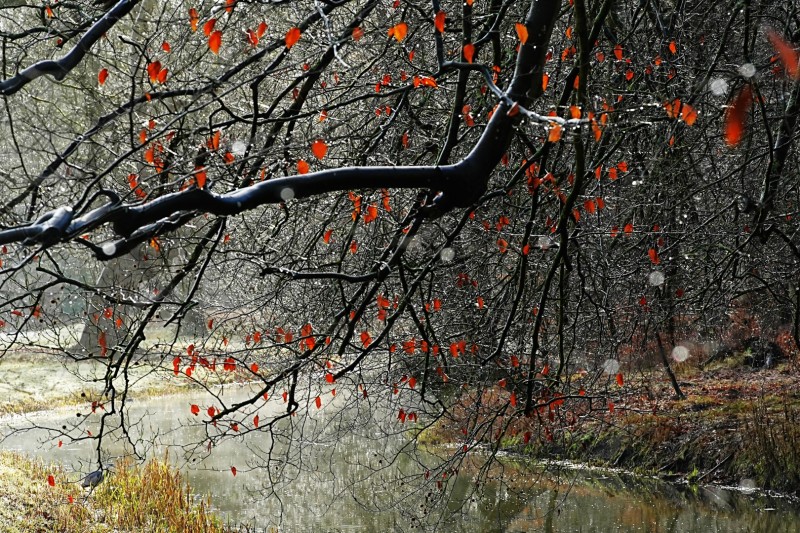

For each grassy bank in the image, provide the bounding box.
[422,364,800,494]
[0,452,232,532]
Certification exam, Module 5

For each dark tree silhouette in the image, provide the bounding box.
[0,0,799,525]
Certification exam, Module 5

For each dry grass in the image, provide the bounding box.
[0,451,231,532]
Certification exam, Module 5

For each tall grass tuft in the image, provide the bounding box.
[92,455,228,532]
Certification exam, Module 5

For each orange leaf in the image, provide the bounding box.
[541,72,549,91]
[45,5,54,18]
[364,204,378,223]
[547,123,562,143]
[434,11,445,33]
[515,23,528,44]
[311,139,328,160]
[767,29,800,79]
[257,22,268,38]
[156,67,168,84]
[208,30,222,54]
[194,166,207,188]
[352,26,364,41]
[98,68,109,85]
[613,44,623,60]
[323,229,332,244]
[203,18,217,37]
[389,22,408,42]
[724,85,753,147]
[616,372,624,387]
[210,130,221,151]
[297,160,309,174]
[463,43,475,63]
[285,27,301,49]
[680,102,698,126]
[188,8,199,32]
[648,248,660,265]
[668,40,677,55]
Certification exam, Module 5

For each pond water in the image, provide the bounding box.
[1,386,798,532]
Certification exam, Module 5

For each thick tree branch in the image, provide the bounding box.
[0,0,139,95]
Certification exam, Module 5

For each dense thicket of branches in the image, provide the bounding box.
[0,0,798,522]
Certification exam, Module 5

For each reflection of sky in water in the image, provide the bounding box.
[2,387,800,532]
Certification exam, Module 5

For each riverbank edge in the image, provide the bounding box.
[420,368,800,497]
[0,451,236,532]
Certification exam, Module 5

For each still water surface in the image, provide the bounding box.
[1,386,798,532]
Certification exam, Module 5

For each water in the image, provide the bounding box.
[1,386,799,532]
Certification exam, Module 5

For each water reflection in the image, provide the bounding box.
[1,387,799,532]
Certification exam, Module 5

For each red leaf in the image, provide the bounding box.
[360,331,372,348]
[207,406,216,417]
[203,18,216,37]
[297,159,310,174]
[285,27,301,49]
[190,404,200,416]
[257,22,268,38]
[146,61,162,83]
[311,139,328,160]
[648,248,660,265]
[98,331,108,356]
[463,43,475,63]
[616,372,624,387]
[724,85,753,147]
[161,41,171,53]
[250,362,259,373]
[47,474,55,487]
[315,396,322,409]
[323,229,332,244]
[767,29,800,79]
[231,466,237,476]
[613,44,623,60]
[408,377,417,389]
[325,373,335,384]
[515,23,528,45]
[668,40,677,55]
[352,26,364,41]
[434,11,445,33]
[98,68,109,85]
[246,29,258,47]
[208,30,222,54]
[253,414,259,428]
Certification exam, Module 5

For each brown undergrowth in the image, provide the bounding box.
[422,364,800,494]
